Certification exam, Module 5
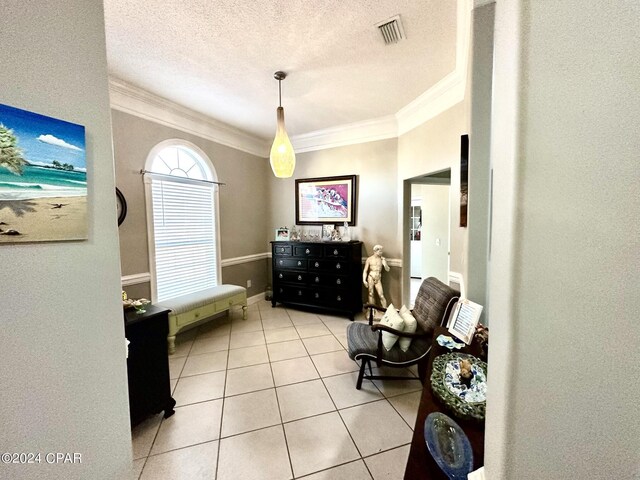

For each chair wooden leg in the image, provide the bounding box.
[356,358,368,390]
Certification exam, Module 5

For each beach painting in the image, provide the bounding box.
[0,103,87,243]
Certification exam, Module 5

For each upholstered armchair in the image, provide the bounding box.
[346,277,459,389]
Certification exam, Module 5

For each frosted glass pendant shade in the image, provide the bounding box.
[270,107,295,178]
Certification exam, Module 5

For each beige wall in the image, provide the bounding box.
[398,102,469,282]
[0,1,132,478]
[112,110,270,298]
[268,138,402,305]
[486,1,639,478]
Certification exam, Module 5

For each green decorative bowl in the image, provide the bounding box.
[430,352,487,422]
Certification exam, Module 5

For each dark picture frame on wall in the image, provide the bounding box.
[460,134,469,227]
[295,175,357,225]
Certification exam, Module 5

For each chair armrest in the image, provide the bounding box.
[364,303,387,325]
[364,303,387,312]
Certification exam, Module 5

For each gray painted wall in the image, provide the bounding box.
[0,1,132,478]
[112,110,270,298]
[486,1,640,478]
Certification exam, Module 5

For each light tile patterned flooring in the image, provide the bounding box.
[130,300,423,479]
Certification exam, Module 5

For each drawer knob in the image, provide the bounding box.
[297,261,302,266]
[279,260,283,265]
[195,312,200,317]
[279,288,283,293]
[279,273,283,279]
[336,263,341,269]
[337,295,342,302]
[305,248,310,254]
[297,290,303,296]
[336,279,341,285]
[297,275,302,281]
[315,276,320,283]
[315,293,319,299]
[333,249,338,255]
[280,247,285,253]
[314,262,319,268]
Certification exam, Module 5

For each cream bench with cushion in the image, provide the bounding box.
[157,285,247,354]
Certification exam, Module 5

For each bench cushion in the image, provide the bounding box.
[157,285,246,315]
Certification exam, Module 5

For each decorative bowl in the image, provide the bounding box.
[424,412,474,479]
[430,352,487,421]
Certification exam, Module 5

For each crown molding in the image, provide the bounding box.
[396,0,471,135]
[292,0,471,151]
[107,0,471,155]
[291,115,398,153]
[108,77,270,157]
[395,71,466,136]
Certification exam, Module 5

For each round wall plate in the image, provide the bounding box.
[116,187,127,226]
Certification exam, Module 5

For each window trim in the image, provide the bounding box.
[144,139,222,303]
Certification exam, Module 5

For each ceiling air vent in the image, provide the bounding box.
[376,15,405,45]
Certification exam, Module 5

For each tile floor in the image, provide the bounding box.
[130,300,423,479]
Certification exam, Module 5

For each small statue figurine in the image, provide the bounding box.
[342,221,350,242]
[459,359,474,388]
[290,225,300,241]
[362,244,391,308]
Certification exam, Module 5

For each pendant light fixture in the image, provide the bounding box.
[270,71,296,178]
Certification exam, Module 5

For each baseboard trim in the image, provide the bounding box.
[246,292,265,305]
[448,271,466,298]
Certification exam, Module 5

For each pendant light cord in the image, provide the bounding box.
[278,79,282,107]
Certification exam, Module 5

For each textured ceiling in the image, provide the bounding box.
[103,0,457,140]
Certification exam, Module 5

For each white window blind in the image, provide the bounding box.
[151,177,218,302]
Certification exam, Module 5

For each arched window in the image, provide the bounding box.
[144,140,220,302]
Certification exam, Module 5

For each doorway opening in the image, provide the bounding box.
[403,169,451,307]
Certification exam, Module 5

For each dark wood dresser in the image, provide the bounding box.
[271,240,363,319]
[124,305,176,426]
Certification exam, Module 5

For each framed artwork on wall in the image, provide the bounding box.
[295,175,357,225]
[0,102,87,243]
[460,134,469,228]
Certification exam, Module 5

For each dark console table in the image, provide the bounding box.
[271,240,363,320]
[124,305,176,426]
[404,326,485,479]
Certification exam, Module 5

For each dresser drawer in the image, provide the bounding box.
[276,285,308,302]
[275,257,306,270]
[273,245,292,256]
[324,245,350,258]
[309,259,349,272]
[308,288,349,307]
[308,273,349,288]
[293,245,322,257]
[275,271,307,284]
